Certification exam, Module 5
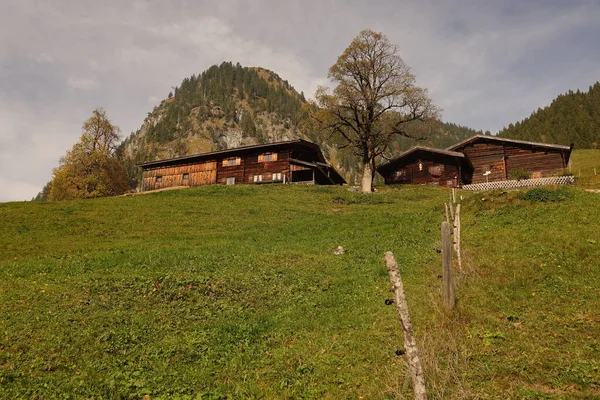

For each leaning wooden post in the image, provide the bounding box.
[455,204,462,270]
[384,252,427,400]
[452,188,456,204]
[442,222,455,309]
[448,201,455,221]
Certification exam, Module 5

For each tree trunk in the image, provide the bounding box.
[361,161,373,193]
[370,159,378,192]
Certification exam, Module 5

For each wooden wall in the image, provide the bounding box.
[383,157,462,187]
[459,143,506,184]
[215,151,291,184]
[504,145,566,178]
[458,142,567,184]
[140,148,338,191]
[142,161,216,191]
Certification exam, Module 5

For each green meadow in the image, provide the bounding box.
[1,150,599,399]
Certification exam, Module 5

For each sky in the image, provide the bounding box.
[1,0,599,202]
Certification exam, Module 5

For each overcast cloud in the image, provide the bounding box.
[1,0,599,202]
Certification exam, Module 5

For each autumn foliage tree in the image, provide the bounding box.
[316,30,440,192]
[49,108,129,200]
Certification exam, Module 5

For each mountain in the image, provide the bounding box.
[498,82,600,148]
[391,121,485,152]
[119,62,483,187]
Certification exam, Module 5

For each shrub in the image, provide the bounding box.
[509,168,531,181]
[518,188,572,202]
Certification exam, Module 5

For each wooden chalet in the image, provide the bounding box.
[376,147,470,188]
[138,139,346,192]
[377,135,573,187]
[447,135,573,184]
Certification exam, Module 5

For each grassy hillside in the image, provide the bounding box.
[570,149,600,187]
[2,174,600,397]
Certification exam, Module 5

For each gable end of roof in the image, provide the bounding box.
[447,135,572,152]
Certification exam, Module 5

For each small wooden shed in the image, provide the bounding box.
[376,147,471,188]
[447,135,573,184]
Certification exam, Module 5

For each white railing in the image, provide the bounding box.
[462,176,575,191]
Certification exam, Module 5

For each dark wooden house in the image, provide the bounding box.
[377,136,573,187]
[376,147,470,188]
[447,135,572,184]
[138,139,346,192]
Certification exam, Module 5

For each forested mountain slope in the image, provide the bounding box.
[498,82,600,148]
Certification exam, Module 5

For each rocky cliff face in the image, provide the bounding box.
[118,62,336,187]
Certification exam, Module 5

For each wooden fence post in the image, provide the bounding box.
[448,201,455,221]
[384,252,427,400]
[442,222,455,309]
[455,204,462,270]
[452,188,456,204]
[444,202,450,224]
[452,208,458,252]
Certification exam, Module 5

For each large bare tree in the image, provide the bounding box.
[316,30,440,192]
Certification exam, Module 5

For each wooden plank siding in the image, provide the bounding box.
[379,136,572,188]
[458,143,506,184]
[384,160,461,187]
[138,139,346,191]
[378,150,466,188]
[456,142,568,184]
[216,151,291,184]
[142,161,216,191]
[142,152,294,190]
[504,145,566,178]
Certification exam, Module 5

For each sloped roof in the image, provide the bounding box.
[138,139,325,168]
[446,135,572,152]
[376,146,465,172]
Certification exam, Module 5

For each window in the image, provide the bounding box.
[226,177,235,185]
[223,157,241,166]
[272,172,282,181]
[156,175,163,182]
[183,173,189,180]
[393,169,406,180]
[259,153,277,162]
[428,164,444,177]
[253,174,263,182]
